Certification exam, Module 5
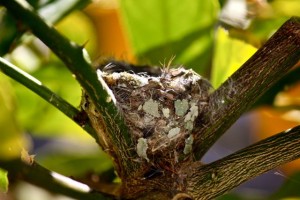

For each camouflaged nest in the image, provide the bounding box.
[83,62,212,165]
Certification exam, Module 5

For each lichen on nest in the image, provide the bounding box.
[96,62,212,163]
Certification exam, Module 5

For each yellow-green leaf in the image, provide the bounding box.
[0,75,28,160]
[0,168,8,193]
[211,27,257,88]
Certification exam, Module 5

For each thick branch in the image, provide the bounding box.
[0,0,139,174]
[187,125,300,200]
[194,17,300,159]
[0,57,97,140]
[0,159,111,200]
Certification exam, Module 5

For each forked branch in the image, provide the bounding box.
[194,17,300,159]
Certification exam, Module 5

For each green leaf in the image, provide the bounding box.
[0,168,8,193]
[271,0,300,18]
[0,74,27,159]
[119,0,219,74]
[211,27,257,88]
[55,10,98,58]
[12,63,87,138]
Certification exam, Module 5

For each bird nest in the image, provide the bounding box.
[94,62,212,164]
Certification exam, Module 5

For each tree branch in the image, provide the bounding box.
[187,125,300,200]
[0,57,98,140]
[0,159,111,200]
[0,0,139,175]
[194,17,300,159]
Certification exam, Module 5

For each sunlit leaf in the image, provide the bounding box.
[0,74,28,160]
[0,168,8,193]
[211,27,257,88]
[271,0,300,17]
[55,10,98,58]
[119,0,219,74]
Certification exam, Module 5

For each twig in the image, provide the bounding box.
[194,17,300,159]
[0,159,111,200]
[0,57,98,140]
[187,125,300,200]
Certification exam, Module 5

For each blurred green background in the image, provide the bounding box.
[1,0,300,199]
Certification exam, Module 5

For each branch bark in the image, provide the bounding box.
[194,17,300,159]
[187,125,300,200]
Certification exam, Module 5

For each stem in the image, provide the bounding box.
[0,0,138,173]
[187,125,300,200]
[194,17,300,159]
[0,57,98,140]
[0,159,111,200]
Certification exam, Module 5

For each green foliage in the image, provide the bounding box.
[119,0,300,88]
[0,168,8,193]
[211,27,257,88]
[0,74,26,159]
[0,0,101,197]
[119,0,219,74]
[4,6,97,139]
[12,63,84,137]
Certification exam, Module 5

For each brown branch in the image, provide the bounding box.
[187,125,300,200]
[194,17,300,159]
[0,159,111,200]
